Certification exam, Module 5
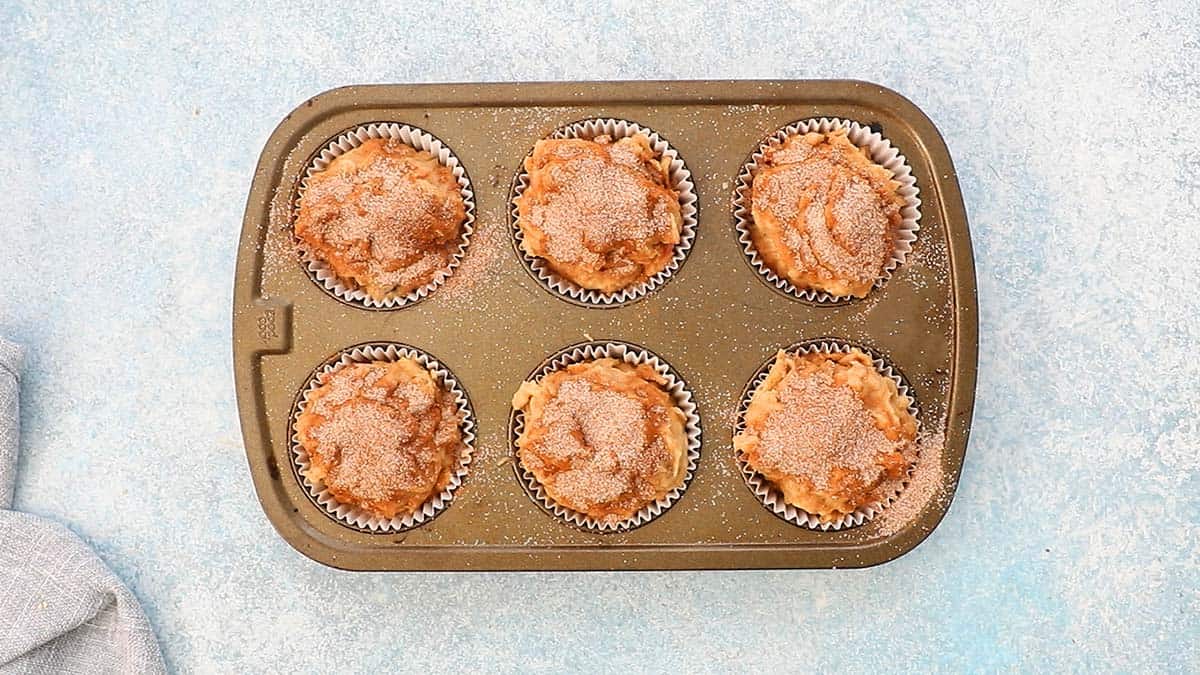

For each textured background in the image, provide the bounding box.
[2,1,1197,672]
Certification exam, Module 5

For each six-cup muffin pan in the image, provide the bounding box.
[233,80,978,570]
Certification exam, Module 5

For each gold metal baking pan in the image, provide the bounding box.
[233,80,977,570]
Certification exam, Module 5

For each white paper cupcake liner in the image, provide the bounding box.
[292,122,476,310]
[733,339,921,531]
[509,341,702,533]
[733,118,921,304]
[289,342,476,533]
[509,118,698,307]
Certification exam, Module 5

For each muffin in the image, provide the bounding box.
[511,357,689,524]
[748,128,906,298]
[294,137,467,301]
[295,358,465,520]
[514,134,683,293]
[733,348,917,523]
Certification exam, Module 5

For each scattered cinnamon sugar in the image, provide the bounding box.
[873,422,949,537]
[256,182,302,298]
[756,368,901,489]
[436,212,506,307]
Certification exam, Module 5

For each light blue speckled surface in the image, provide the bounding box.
[1,1,1197,672]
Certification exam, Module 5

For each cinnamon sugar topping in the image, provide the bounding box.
[531,378,666,513]
[295,138,466,300]
[515,135,683,293]
[749,129,904,297]
[757,368,899,489]
[310,400,425,498]
[297,360,464,519]
[513,358,689,524]
[532,157,672,266]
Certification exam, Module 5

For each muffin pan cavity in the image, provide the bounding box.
[509,340,702,534]
[732,338,920,532]
[288,342,476,534]
[292,122,476,310]
[509,118,698,308]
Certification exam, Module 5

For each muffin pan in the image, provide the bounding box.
[233,80,977,570]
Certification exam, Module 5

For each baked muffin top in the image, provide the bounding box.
[749,128,905,298]
[295,358,464,519]
[294,137,466,301]
[512,358,688,523]
[515,135,682,294]
[734,348,917,522]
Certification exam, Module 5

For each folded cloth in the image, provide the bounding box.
[0,339,20,509]
[0,338,166,674]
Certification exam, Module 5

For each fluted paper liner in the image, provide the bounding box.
[510,118,698,307]
[733,118,921,304]
[292,122,476,309]
[733,340,920,531]
[510,341,702,532]
[289,343,476,533]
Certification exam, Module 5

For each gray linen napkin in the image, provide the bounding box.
[0,338,166,674]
